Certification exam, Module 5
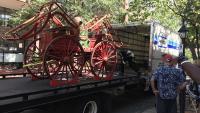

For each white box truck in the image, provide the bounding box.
[113,21,182,72]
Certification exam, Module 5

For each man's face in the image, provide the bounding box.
[161,54,174,66]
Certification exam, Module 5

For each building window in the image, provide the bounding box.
[0,7,12,27]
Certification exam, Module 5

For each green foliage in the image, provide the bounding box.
[63,0,124,23]
[8,0,124,25]
[8,0,190,30]
[128,0,181,30]
[166,0,200,60]
[7,0,200,60]
[166,0,200,27]
[0,19,3,26]
[129,0,153,22]
[185,48,193,60]
[8,0,48,25]
[150,0,181,30]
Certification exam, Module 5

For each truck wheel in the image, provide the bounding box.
[74,96,101,113]
[82,100,98,113]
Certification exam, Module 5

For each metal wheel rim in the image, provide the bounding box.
[82,101,98,113]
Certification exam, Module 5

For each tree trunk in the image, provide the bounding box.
[196,27,200,60]
[189,44,197,61]
[124,0,129,23]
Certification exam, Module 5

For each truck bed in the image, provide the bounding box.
[0,74,142,113]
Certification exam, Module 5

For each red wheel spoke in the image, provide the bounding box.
[48,44,58,53]
[28,48,40,55]
[97,66,102,77]
[69,44,78,55]
[52,62,62,76]
[66,38,71,55]
[64,65,69,80]
[48,54,61,61]
[48,61,57,73]
[68,64,76,76]
[48,61,59,73]
[58,65,65,80]
[73,59,82,71]
[61,65,65,74]
[107,55,116,60]
[107,48,114,57]
[94,61,103,66]
[92,57,103,61]
[107,60,116,63]
[34,44,42,53]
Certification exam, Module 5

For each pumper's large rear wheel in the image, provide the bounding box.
[43,35,85,86]
[91,41,117,80]
[24,38,48,79]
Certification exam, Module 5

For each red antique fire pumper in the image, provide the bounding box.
[2,1,123,87]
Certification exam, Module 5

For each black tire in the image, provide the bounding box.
[73,95,101,113]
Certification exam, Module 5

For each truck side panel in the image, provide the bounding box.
[150,22,182,71]
[112,24,151,75]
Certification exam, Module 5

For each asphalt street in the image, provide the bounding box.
[112,90,156,113]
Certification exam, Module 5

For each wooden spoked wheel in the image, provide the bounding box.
[24,38,48,79]
[43,36,85,86]
[91,41,117,80]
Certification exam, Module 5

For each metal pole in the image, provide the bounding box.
[182,37,185,56]
[179,74,186,113]
[179,18,186,113]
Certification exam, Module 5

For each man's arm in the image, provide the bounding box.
[150,76,159,96]
[177,55,200,84]
[177,82,187,91]
[181,62,200,84]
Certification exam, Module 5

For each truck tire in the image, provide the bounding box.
[81,100,98,113]
[73,95,101,113]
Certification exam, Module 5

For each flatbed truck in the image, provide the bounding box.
[0,21,182,113]
[0,75,145,113]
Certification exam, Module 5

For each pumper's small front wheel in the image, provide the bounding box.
[91,41,117,80]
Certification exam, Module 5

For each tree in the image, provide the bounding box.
[128,0,200,62]
[9,0,200,62]
[166,0,200,62]
[9,0,124,25]
[8,0,47,26]
[128,0,181,30]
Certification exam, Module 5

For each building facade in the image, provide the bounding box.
[0,0,27,69]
